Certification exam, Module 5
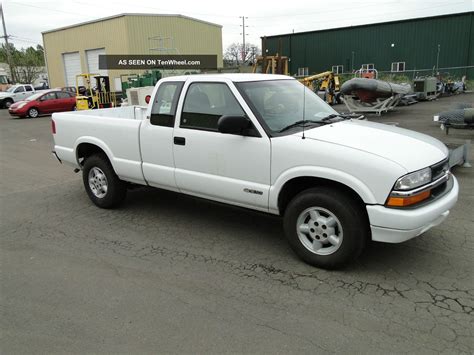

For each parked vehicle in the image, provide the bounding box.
[0,84,37,108]
[0,69,11,92]
[34,82,50,91]
[57,86,87,95]
[52,74,458,269]
[9,90,76,118]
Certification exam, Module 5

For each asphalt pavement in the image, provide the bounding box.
[1,95,473,353]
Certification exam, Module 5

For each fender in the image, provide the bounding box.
[74,136,116,167]
[269,166,378,214]
[74,136,145,184]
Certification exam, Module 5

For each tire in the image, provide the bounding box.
[4,99,13,109]
[28,107,39,118]
[283,187,369,269]
[82,154,127,208]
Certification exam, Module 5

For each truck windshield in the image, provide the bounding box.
[236,79,337,134]
[6,85,18,92]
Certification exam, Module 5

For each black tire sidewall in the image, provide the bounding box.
[283,187,368,269]
[4,99,13,108]
[82,154,126,209]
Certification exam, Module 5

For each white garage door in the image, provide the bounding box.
[62,52,81,87]
[86,48,107,76]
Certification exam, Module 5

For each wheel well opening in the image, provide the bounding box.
[278,177,366,215]
[76,143,107,166]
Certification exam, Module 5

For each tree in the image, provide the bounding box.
[0,43,45,83]
[224,42,260,66]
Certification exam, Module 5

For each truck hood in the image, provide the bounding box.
[0,92,11,98]
[298,119,448,172]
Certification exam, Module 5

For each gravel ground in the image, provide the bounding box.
[1,93,473,354]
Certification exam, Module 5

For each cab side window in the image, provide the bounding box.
[56,91,72,99]
[25,86,33,92]
[42,92,57,101]
[150,82,184,127]
[14,86,25,93]
[180,83,245,131]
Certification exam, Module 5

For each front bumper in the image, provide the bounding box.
[367,175,459,243]
[8,108,26,117]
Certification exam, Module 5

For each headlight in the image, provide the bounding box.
[394,167,431,191]
[17,102,27,109]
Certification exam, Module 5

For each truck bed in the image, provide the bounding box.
[52,106,148,184]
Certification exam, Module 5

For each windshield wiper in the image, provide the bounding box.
[278,120,322,133]
[320,113,364,122]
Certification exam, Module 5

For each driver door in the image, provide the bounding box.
[37,92,58,113]
[172,80,271,211]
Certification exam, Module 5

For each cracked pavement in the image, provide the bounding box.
[1,94,473,353]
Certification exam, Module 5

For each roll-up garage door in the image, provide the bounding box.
[62,52,81,87]
[86,48,107,76]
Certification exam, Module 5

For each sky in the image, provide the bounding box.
[1,0,473,51]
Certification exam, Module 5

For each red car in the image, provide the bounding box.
[8,90,76,118]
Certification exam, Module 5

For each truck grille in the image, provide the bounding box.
[431,159,449,181]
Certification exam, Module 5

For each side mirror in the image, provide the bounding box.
[217,115,251,135]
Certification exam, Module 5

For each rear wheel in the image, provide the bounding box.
[28,108,39,118]
[283,187,369,269]
[82,154,127,208]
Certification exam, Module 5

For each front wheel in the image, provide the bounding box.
[283,187,369,269]
[4,99,13,109]
[82,154,127,208]
[28,108,39,118]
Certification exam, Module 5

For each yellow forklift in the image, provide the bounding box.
[300,71,341,105]
[252,54,289,75]
[76,73,117,110]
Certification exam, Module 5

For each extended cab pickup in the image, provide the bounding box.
[0,84,36,108]
[52,74,458,269]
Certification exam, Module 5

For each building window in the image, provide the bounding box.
[332,65,343,74]
[297,67,309,77]
[361,63,375,71]
[391,62,405,72]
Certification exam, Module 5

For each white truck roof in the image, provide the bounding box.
[160,73,294,83]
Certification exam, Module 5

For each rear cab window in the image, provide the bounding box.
[150,82,184,127]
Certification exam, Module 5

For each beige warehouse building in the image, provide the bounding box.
[42,13,223,89]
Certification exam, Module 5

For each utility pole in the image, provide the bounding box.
[239,16,248,63]
[0,3,14,83]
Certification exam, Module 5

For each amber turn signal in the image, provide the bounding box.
[386,190,431,207]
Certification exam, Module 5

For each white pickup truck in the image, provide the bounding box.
[52,74,458,269]
[0,84,36,108]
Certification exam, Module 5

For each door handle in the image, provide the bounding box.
[174,136,186,146]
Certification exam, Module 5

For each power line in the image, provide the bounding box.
[9,35,42,45]
[254,2,466,37]
[9,2,98,19]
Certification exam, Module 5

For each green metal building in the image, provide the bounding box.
[262,12,474,78]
